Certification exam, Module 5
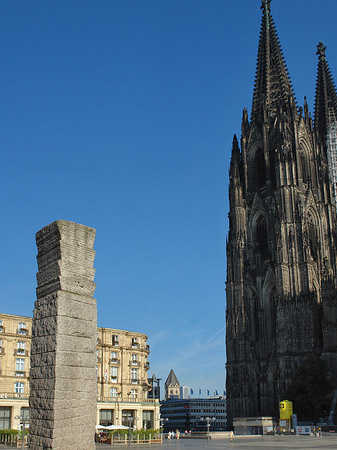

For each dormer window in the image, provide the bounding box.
[131,338,138,348]
[112,335,119,346]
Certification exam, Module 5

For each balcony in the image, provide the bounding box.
[144,362,150,370]
[15,371,26,377]
[129,361,140,367]
[131,379,139,385]
[18,328,29,336]
[131,343,139,349]
[111,377,118,384]
[145,344,150,352]
[15,350,28,357]
[111,359,120,365]
[97,396,159,404]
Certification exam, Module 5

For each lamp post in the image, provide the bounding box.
[201,417,216,444]
[15,414,29,450]
[127,416,138,447]
[158,415,168,440]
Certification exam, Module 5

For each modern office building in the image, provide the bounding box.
[160,397,227,432]
[0,313,160,431]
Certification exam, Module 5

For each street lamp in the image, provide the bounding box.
[127,416,138,447]
[158,415,168,438]
[200,417,216,444]
[15,414,29,450]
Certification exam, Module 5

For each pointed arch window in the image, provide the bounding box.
[301,152,309,183]
[256,216,268,258]
[308,217,318,261]
[254,296,260,342]
[270,289,276,339]
[255,149,266,188]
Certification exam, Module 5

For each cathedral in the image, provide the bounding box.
[226,0,337,424]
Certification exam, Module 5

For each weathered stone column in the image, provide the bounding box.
[29,220,97,450]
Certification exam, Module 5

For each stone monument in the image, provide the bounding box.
[29,220,97,450]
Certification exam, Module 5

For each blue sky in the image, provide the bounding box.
[1,0,336,397]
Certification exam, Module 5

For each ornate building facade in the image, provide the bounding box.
[0,313,159,430]
[226,0,337,424]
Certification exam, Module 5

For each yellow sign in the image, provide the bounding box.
[279,400,293,420]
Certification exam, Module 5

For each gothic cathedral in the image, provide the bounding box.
[226,0,337,424]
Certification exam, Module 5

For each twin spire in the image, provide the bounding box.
[314,41,337,143]
[250,0,337,143]
[252,0,295,123]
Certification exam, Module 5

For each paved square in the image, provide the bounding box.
[94,435,337,449]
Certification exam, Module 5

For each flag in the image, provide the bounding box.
[199,389,201,395]
[207,390,210,396]
[215,390,218,395]
[190,388,194,395]
[104,368,108,383]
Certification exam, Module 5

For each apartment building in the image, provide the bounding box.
[0,313,159,431]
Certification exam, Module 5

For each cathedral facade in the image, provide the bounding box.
[226,0,337,424]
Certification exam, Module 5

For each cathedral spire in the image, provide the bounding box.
[251,0,296,123]
[314,41,337,143]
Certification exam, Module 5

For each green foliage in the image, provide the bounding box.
[284,356,333,422]
[0,429,19,436]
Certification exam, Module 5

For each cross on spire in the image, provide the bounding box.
[261,0,271,29]
[317,41,327,59]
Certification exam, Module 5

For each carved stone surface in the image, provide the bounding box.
[226,2,337,427]
[29,220,97,450]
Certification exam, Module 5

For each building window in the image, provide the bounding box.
[17,342,26,355]
[256,216,268,257]
[122,410,135,427]
[131,338,138,348]
[99,409,113,427]
[255,149,266,188]
[143,411,153,430]
[14,382,24,394]
[20,407,30,428]
[110,388,118,398]
[131,368,138,383]
[131,354,138,365]
[112,335,119,346]
[0,407,11,429]
[0,321,3,332]
[111,367,118,383]
[308,218,318,261]
[16,358,25,375]
[130,389,138,399]
[111,351,118,362]
[18,323,27,335]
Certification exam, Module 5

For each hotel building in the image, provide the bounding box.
[0,313,160,431]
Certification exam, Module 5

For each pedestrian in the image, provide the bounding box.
[229,430,234,442]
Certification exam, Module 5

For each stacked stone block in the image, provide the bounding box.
[29,220,97,450]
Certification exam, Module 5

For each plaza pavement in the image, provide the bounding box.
[95,434,337,450]
[1,435,336,449]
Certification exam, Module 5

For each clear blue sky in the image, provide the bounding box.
[1,0,336,397]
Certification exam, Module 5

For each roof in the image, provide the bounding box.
[165,369,180,387]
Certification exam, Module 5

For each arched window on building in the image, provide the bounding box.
[308,216,318,261]
[256,216,268,258]
[270,289,277,339]
[254,296,260,342]
[301,152,309,183]
[255,149,266,188]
